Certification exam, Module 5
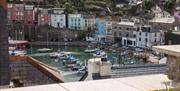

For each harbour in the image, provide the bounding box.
[25,45,153,82]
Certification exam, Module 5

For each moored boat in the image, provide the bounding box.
[93,50,107,58]
[84,48,99,53]
[63,55,79,68]
[37,48,53,53]
[9,50,27,56]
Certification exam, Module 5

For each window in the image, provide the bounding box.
[126,34,129,37]
[139,38,141,41]
[155,33,157,37]
[139,32,141,35]
[114,32,117,36]
[127,28,129,30]
[133,34,136,37]
[57,22,60,27]
[119,32,121,36]
[75,19,77,21]
[154,38,157,42]
[79,23,80,25]
[114,26,117,29]
[145,33,148,36]
[137,27,140,31]
[79,19,81,21]
[119,27,121,29]
[145,38,148,42]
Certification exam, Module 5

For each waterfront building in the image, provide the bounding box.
[136,25,162,48]
[24,5,34,25]
[68,14,84,31]
[7,4,25,23]
[95,18,107,43]
[149,5,175,31]
[112,21,136,46]
[7,4,13,24]
[7,3,26,40]
[49,8,66,28]
[106,21,112,35]
[38,8,50,26]
[83,15,96,31]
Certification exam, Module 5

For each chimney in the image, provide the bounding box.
[86,58,112,80]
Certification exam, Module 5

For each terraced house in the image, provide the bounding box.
[68,14,84,31]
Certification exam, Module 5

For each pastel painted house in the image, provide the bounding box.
[68,14,84,31]
[95,18,107,43]
[49,8,66,28]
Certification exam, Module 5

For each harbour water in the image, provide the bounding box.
[27,46,140,82]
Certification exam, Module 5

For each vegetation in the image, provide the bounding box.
[143,0,155,10]
[164,0,177,13]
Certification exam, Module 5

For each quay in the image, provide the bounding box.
[30,41,88,47]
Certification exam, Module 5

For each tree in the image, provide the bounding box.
[143,0,155,10]
[0,0,10,85]
[164,0,176,13]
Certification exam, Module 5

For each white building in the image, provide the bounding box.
[136,25,161,48]
[49,8,66,28]
[112,21,137,46]
[83,15,96,31]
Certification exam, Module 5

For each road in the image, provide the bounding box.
[111,64,166,78]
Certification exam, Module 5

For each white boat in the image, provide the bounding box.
[50,51,69,59]
[77,66,87,74]
[58,54,69,60]
[93,50,107,58]
[84,48,99,53]
[9,50,26,56]
[9,47,16,51]
[50,52,60,58]
[37,48,53,52]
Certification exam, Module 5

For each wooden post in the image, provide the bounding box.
[0,0,10,86]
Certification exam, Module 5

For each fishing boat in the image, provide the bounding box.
[58,51,69,60]
[9,47,16,51]
[9,50,26,56]
[84,48,99,53]
[50,52,60,59]
[37,48,53,53]
[50,51,66,59]
[63,55,79,68]
[93,50,107,58]
[71,63,83,71]
[77,66,87,74]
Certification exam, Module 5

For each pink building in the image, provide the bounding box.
[24,5,34,25]
[38,8,50,26]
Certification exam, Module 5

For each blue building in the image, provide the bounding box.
[95,18,107,43]
[68,14,84,31]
